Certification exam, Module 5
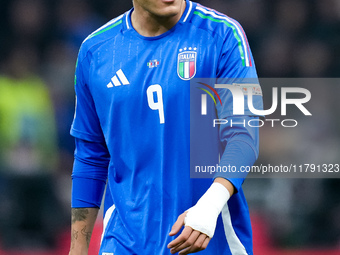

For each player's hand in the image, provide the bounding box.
[167,212,210,254]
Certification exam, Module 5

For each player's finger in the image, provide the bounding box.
[170,230,200,254]
[183,233,208,254]
[169,211,187,236]
[168,225,192,249]
[201,236,211,249]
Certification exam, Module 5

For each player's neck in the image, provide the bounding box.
[131,1,186,37]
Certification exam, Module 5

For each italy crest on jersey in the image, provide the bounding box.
[177,47,197,80]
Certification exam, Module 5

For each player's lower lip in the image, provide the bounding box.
[161,0,175,3]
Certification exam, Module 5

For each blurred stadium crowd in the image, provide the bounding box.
[0,0,339,253]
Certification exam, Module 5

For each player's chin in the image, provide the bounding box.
[155,0,184,17]
[153,7,181,18]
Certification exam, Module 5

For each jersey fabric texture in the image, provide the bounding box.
[71,1,263,254]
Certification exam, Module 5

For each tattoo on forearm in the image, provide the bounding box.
[71,208,89,224]
[71,230,79,249]
[81,226,92,247]
[70,208,97,250]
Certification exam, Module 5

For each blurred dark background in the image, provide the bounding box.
[0,0,339,254]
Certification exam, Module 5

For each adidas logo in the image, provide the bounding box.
[107,69,130,88]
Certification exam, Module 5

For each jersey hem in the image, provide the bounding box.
[70,127,105,143]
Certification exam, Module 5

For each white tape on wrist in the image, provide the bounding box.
[184,182,231,238]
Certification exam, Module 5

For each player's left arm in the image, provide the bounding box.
[168,14,262,254]
[167,180,234,255]
[167,117,259,254]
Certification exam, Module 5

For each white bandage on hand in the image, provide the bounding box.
[184,182,231,238]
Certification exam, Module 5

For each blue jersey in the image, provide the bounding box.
[71,1,263,254]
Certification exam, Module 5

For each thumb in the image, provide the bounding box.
[169,211,187,236]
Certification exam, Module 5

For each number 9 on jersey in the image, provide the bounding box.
[147,84,165,124]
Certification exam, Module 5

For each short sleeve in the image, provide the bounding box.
[215,20,263,119]
[70,53,105,143]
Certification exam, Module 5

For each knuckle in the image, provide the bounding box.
[180,235,188,242]
[183,232,191,239]
[186,239,194,246]
[192,244,201,250]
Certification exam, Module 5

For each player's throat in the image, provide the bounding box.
[131,0,186,37]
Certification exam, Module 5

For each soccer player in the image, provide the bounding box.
[69,0,263,254]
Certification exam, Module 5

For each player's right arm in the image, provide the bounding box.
[69,207,99,255]
[69,138,110,255]
[70,49,110,254]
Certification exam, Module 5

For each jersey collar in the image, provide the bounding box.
[180,0,195,24]
[122,0,196,33]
